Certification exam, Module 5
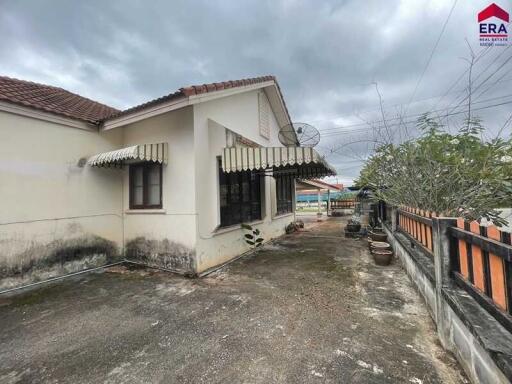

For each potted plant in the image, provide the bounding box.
[346,215,362,233]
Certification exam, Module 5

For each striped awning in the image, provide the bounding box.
[221,146,336,178]
[88,143,168,167]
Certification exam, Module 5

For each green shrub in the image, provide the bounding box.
[356,114,512,225]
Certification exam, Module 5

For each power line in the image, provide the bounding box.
[445,47,511,110]
[321,98,512,139]
[446,50,512,115]
[473,65,512,101]
[404,0,458,115]
[498,112,512,137]
[318,93,512,135]
[311,21,511,134]
[429,20,512,113]
[308,75,512,129]
[429,46,493,112]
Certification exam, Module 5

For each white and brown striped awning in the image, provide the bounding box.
[221,146,336,179]
[88,143,168,167]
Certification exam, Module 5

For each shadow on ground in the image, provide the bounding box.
[0,217,467,383]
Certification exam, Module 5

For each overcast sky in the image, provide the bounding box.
[1,0,511,185]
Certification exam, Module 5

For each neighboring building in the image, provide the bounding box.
[296,179,342,214]
[296,179,343,203]
[0,75,335,289]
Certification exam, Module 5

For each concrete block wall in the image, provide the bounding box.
[445,302,509,384]
[383,219,511,384]
[388,231,437,319]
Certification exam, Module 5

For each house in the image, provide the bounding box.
[0,75,335,289]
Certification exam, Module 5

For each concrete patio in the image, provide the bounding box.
[0,217,467,383]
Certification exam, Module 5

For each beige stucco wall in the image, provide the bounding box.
[192,88,295,273]
[0,85,294,282]
[0,111,123,289]
[117,107,197,273]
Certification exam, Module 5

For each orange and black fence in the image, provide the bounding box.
[450,220,512,323]
[397,207,436,255]
[380,203,512,331]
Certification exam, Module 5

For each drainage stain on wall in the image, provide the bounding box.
[0,234,119,290]
[125,237,195,274]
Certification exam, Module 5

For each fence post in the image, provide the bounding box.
[432,217,457,347]
[391,206,398,232]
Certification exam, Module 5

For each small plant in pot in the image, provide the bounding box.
[346,215,362,233]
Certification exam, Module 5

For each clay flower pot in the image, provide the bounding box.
[369,231,387,242]
[370,241,391,252]
[372,250,393,266]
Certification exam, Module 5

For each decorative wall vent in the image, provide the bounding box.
[258,91,270,139]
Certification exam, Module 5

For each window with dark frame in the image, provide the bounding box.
[129,163,162,209]
[275,175,293,215]
[218,159,262,227]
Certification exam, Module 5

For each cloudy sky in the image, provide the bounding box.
[1,0,511,185]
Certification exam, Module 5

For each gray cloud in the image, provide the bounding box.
[1,0,510,184]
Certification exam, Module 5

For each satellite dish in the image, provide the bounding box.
[278,122,321,147]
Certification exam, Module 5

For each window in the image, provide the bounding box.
[219,159,262,227]
[275,175,293,215]
[129,163,162,209]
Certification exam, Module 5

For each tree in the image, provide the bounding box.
[356,114,512,225]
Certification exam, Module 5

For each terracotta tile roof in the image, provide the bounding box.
[106,75,292,123]
[0,75,291,125]
[0,76,120,124]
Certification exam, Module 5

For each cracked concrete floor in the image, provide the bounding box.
[0,216,467,383]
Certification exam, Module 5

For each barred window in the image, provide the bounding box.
[276,175,293,215]
[219,159,262,227]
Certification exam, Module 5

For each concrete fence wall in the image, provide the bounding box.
[384,208,512,384]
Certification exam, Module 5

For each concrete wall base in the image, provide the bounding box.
[384,225,511,384]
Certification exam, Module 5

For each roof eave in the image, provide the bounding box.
[100,79,291,131]
[100,95,190,130]
[0,100,98,131]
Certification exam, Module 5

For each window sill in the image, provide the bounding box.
[213,219,265,236]
[272,212,294,220]
[125,209,166,215]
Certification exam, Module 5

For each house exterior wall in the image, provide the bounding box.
[0,84,296,284]
[0,111,123,290]
[192,88,295,273]
[119,107,197,274]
